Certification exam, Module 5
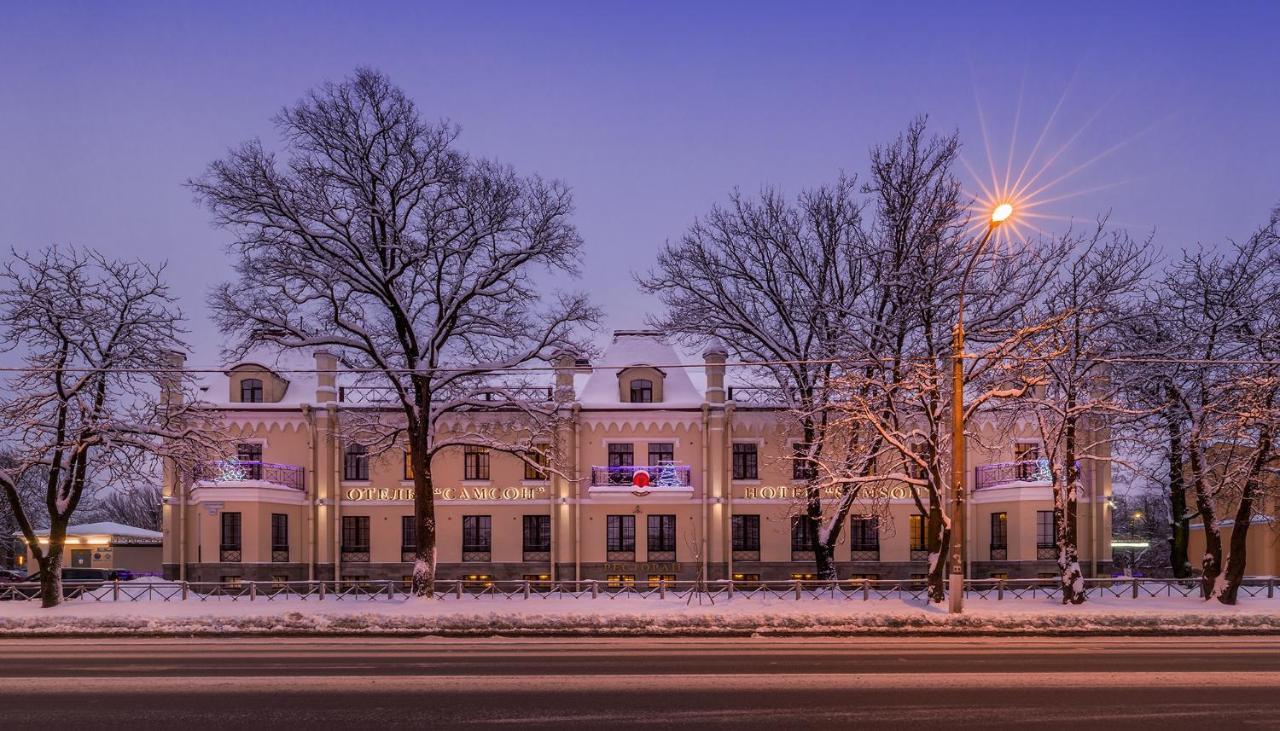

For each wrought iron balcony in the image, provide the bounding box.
[193,460,306,491]
[589,464,692,488]
[974,459,1052,490]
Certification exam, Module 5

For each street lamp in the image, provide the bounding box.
[948,202,1013,614]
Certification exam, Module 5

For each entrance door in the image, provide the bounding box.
[70,549,92,568]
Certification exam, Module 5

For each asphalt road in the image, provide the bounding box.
[1,636,1278,729]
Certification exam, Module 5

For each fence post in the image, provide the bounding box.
[659,579,666,600]
[1131,576,1139,599]
[181,581,189,601]
[590,579,599,599]
[727,579,734,600]
[249,581,257,601]
[455,579,464,599]
[997,579,1004,601]
[794,580,802,601]
[319,580,325,601]
[1268,577,1274,599]
[862,579,870,601]
[112,578,120,602]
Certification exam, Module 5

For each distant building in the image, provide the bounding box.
[19,521,163,575]
[162,331,1112,584]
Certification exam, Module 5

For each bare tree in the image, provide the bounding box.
[1153,213,1280,603]
[0,248,217,607]
[1016,222,1154,603]
[638,173,871,580]
[85,484,163,532]
[190,69,597,597]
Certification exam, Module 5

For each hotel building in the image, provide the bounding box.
[161,331,1112,584]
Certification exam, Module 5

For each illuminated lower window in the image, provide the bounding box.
[647,574,677,588]
[731,573,760,584]
[271,575,289,587]
[606,574,635,588]
[850,574,879,581]
[463,574,493,588]
[221,576,242,588]
[990,572,1009,580]
[790,573,818,581]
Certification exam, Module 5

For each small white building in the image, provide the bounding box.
[19,522,163,575]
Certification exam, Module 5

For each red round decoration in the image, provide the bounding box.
[631,470,651,488]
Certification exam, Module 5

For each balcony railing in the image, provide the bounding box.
[974,459,1052,490]
[339,385,553,404]
[193,460,305,491]
[589,464,692,488]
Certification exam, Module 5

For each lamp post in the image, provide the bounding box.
[947,202,1013,614]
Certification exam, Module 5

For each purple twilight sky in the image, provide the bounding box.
[2,2,1278,366]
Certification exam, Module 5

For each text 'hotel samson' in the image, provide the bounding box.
[162,331,1112,585]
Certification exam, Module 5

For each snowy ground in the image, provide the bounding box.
[3,591,1280,636]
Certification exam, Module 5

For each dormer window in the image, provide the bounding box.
[629,379,653,403]
[240,378,264,403]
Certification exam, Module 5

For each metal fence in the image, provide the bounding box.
[1,576,1276,604]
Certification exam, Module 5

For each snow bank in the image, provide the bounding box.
[3,595,1279,636]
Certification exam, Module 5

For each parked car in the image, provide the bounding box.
[0,569,25,583]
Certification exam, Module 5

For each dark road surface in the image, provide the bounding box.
[1,636,1278,728]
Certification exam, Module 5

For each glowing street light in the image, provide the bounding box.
[948,203,1013,615]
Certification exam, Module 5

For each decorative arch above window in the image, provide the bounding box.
[617,366,665,403]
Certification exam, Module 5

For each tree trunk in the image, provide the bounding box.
[1165,408,1191,578]
[1187,449,1221,599]
[37,551,63,609]
[1215,426,1271,605]
[926,501,948,603]
[1057,412,1086,604]
[410,444,437,598]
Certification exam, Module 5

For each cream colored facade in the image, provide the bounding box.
[162,331,1112,583]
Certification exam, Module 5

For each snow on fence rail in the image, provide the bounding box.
[1,577,1276,604]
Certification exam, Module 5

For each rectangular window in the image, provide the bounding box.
[522,515,551,552]
[1015,441,1041,461]
[1037,510,1054,547]
[606,515,636,552]
[732,443,759,480]
[731,515,761,551]
[629,379,653,403]
[647,514,677,552]
[849,517,879,551]
[608,443,634,467]
[732,573,761,584]
[792,443,816,480]
[461,515,492,552]
[790,517,815,552]
[647,574,677,588]
[220,512,242,549]
[990,512,1008,549]
[401,516,415,552]
[648,442,674,466]
[909,514,927,551]
[341,516,370,550]
[523,449,549,480]
[343,444,368,481]
[239,378,263,403]
[270,513,288,550]
[463,446,490,481]
[606,574,635,588]
[403,449,414,480]
[236,443,263,479]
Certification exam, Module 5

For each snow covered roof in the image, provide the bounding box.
[577,331,707,408]
[16,522,163,541]
[196,346,320,407]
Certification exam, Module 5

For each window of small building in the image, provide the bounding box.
[790,517,816,552]
[522,515,551,552]
[240,378,264,403]
[629,378,653,403]
[647,574,677,588]
[647,442,674,466]
[791,443,816,480]
[606,515,635,552]
[991,512,1008,550]
[647,514,677,553]
[850,516,880,551]
[1036,510,1054,547]
[909,514,927,552]
[606,575,635,588]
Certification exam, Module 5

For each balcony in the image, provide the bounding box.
[588,464,694,496]
[193,460,306,491]
[974,459,1052,490]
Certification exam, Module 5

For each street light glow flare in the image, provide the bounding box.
[991,203,1014,224]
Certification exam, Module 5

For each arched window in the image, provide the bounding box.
[343,443,369,481]
[240,378,264,403]
[629,378,653,403]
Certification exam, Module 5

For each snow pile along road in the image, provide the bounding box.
[3,594,1280,636]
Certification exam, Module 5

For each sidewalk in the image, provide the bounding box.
[3,594,1280,636]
